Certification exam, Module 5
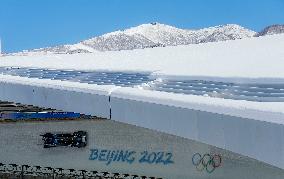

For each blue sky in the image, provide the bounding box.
[0,0,283,53]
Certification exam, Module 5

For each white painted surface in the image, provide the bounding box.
[0,75,284,170]
[0,76,113,118]
[110,92,284,170]
[1,75,284,119]
[110,87,284,124]
[0,120,283,179]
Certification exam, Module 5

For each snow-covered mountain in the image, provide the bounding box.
[256,24,284,37]
[83,23,256,48]
[15,23,257,55]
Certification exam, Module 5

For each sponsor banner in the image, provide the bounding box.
[0,112,80,120]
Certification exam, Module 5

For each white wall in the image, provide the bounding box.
[0,120,283,179]
[0,81,110,118]
[110,90,284,170]
[0,79,283,171]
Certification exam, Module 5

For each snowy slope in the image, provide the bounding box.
[17,43,97,55]
[2,33,284,80]
[13,23,256,55]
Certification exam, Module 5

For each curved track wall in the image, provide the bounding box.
[0,120,283,179]
[0,77,283,172]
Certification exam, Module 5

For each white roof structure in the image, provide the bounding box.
[0,34,284,169]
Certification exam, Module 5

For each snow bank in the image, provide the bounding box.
[1,34,284,81]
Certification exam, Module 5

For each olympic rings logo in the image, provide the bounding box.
[192,153,222,173]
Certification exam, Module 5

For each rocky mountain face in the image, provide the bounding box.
[13,23,283,55]
[255,24,284,37]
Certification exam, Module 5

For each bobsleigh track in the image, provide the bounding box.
[1,35,284,178]
[0,116,283,179]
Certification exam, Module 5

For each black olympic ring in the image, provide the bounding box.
[192,153,222,173]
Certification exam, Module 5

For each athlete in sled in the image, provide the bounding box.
[41,131,87,148]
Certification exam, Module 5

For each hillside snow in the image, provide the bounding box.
[13,23,256,55]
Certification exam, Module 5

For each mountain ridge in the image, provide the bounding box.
[11,23,283,55]
[255,24,284,37]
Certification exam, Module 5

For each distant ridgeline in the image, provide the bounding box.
[9,23,284,56]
